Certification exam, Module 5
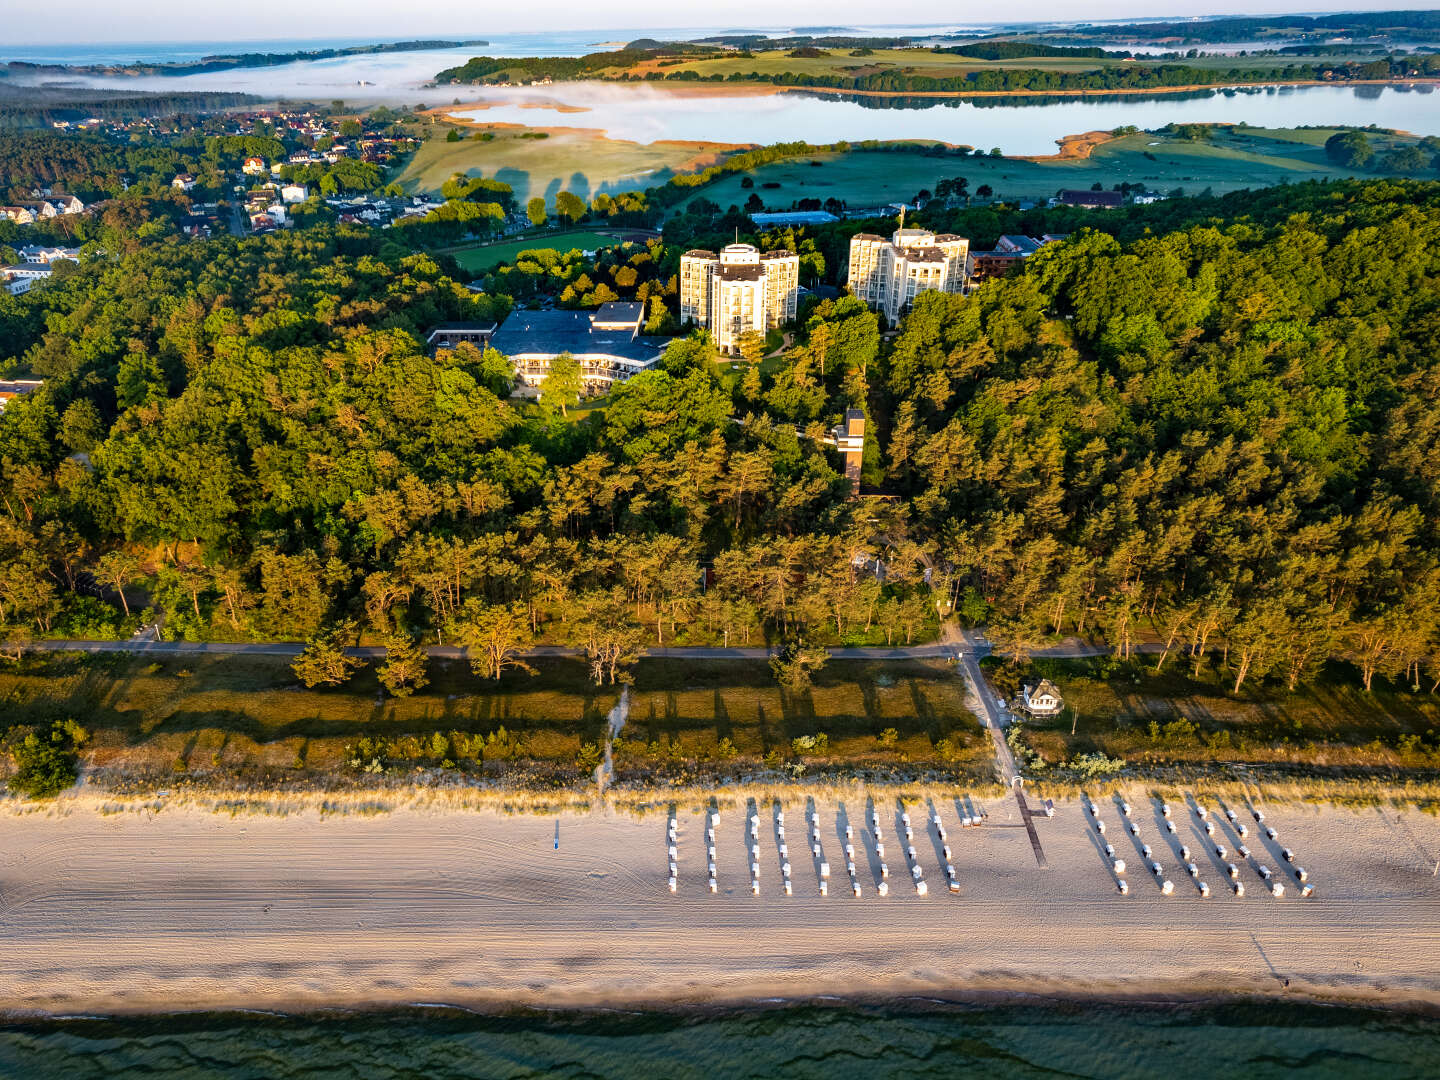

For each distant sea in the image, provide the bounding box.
[0,25,993,67]
[2,1000,1438,1079]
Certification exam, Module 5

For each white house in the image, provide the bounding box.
[0,379,44,412]
[172,174,197,191]
[280,183,308,204]
[19,245,80,265]
[2,264,54,283]
[242,156,267,176]
[1018,680,1065,718]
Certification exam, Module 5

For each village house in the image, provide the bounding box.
[1055,189,1123,210]
[242,157,267,176]
[18,245,81,265]
[0,379,44,412]
[1017,679,1065,718]
[280,183,309,204]
[172,173,197,192]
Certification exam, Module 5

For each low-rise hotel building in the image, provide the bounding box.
[679,244,800,354]
[846,228,968,323]
[487,302,672,393]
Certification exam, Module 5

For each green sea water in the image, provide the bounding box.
[1,1001,1437,1079]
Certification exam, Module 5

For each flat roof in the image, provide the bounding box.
[490,309,670,365]
[593,301,644,324]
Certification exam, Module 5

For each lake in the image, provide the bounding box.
[5,35,1436,154]
[453,83,1439,155]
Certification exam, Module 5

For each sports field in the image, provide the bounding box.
[442,230,632,272]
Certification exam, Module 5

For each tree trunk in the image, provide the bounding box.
[1232,652,1252,694]
[116,582,131,617]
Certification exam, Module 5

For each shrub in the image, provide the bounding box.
[1068,752,1126,779]
[7,720,88,799]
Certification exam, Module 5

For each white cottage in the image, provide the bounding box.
[1019,679,1064,718]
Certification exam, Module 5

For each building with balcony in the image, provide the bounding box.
[487,302,672,392]
[846,227,968,323]
[679,244,800,355]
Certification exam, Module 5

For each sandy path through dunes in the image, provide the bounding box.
[0,796,1437,1015]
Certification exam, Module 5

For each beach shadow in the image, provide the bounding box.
[924,796,950,876]
[1112,793,1162,890]
[859,797,885,886]
[807,798,828,891]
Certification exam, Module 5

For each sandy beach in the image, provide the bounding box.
[1,791,1437,1017]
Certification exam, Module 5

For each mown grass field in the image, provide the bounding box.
[394,127,725,203]
[441,230,631,272]
[681,127,1434,211]
[984,655,1440,774]
[0,653,989,781]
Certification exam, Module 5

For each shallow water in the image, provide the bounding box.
[1,1001,1437,1079]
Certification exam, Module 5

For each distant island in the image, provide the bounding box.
[5,39,490,79]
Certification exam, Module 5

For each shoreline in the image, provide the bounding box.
[777,76,1440,99]
[439,76,1438,104]
[7,981,1440,1024]
[1,794,1436,1019]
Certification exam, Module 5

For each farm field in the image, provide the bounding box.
[394,125,729,204]
[679,127,1435,210]
[0,653,989,782]
[618,47,1385,83]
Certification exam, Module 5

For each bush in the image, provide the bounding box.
[790,732,829,754]
[7,719,88,799]
[1068,751,1126,779]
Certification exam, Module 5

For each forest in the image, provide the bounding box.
[1,179,1439,705]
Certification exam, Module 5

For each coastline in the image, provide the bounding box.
[437,76,1438,104]
[766,76,1440,100]
[2,793,1436,1020]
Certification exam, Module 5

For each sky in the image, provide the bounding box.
[2,1,1431,45]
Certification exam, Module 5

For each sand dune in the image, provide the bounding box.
[0,792,1437,1016]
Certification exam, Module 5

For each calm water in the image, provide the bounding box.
[5,30,1437,145]
[1,1002,1438,1079]
[458,83,1439,154]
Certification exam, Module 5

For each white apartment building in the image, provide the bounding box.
[679,243,800,354]
[846,227,968,323]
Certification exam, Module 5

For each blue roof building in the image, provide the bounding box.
[489,304,673,391]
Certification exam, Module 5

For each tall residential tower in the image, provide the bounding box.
[846,228,968,323]
[679,243,800,354]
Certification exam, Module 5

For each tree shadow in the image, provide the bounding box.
[713,689,733,742]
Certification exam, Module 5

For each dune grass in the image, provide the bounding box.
[0,652,988,782]
[984,654,1440,775]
